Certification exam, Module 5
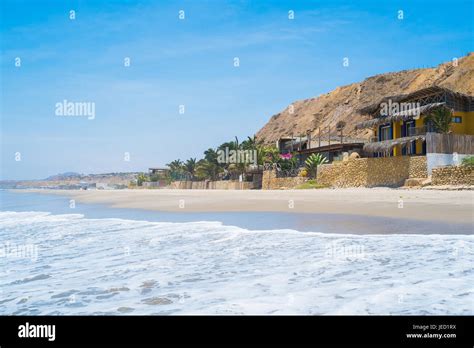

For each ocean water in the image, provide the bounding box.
[0,190,473,315]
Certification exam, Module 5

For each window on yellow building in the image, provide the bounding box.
[380,125,392,141]
[452,116,462,123]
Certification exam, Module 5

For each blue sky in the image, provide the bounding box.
[1,0,472,180]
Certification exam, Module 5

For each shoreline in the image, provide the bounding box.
[12,188,474,225]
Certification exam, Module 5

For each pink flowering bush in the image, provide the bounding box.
[279,153,293,160]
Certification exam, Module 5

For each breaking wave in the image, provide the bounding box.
[0,211,472,315]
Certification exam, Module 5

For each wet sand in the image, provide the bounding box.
[15,188,474,226]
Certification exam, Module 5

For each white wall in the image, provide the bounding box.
[426,153,470,174]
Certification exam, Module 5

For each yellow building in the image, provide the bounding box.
[356,87,474,156]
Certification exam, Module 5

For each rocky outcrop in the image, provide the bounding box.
[256,53,474,144]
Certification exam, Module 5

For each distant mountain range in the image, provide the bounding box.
[45,172,83,181]
[256,53,474,144]
[0,172,140,189]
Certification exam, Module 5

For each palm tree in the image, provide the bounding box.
[204,148,219,164]
[260,146,280,165]
[241,135,257,150]
[424,107,453,134]
[196,159,221,180]
[305,153,328,178]
[166,159,184,180]
[183,158,197,180]
[218,136,240,152]
[218,141,236,152]
[167,159,183,172]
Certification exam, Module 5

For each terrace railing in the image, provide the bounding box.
[407,126,428,136]
[281,126,367,152]
[369,126,428,143]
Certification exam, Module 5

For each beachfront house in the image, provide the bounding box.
[277,133,365,163]
[355,87,474,156]
[148,167,169,176]
[355,87,474,172]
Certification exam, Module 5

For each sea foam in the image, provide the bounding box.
[0,211,472,315]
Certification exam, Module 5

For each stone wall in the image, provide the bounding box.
[317,158,367,187]
[262,170,307,190]
[317,156,428,188]
[168,180,255,190]
[408,156,428,178]
[142,181,167,188]
[366,155,427,187]
[432,166,473,186]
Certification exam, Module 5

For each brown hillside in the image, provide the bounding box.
[256,53,474,144]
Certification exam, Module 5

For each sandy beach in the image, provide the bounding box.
[16,188,474,225]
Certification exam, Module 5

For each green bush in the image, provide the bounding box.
[461,156,474,166]
[295,179,328,189]
[136,173,148,186]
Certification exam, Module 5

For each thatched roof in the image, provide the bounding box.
[363,135,426,153]
[355,102,445,130]
[358,86,474,115]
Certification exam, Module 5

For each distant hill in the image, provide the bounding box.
[45,172,83,181]
[256,53,474,144]
[1,172,139,189]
